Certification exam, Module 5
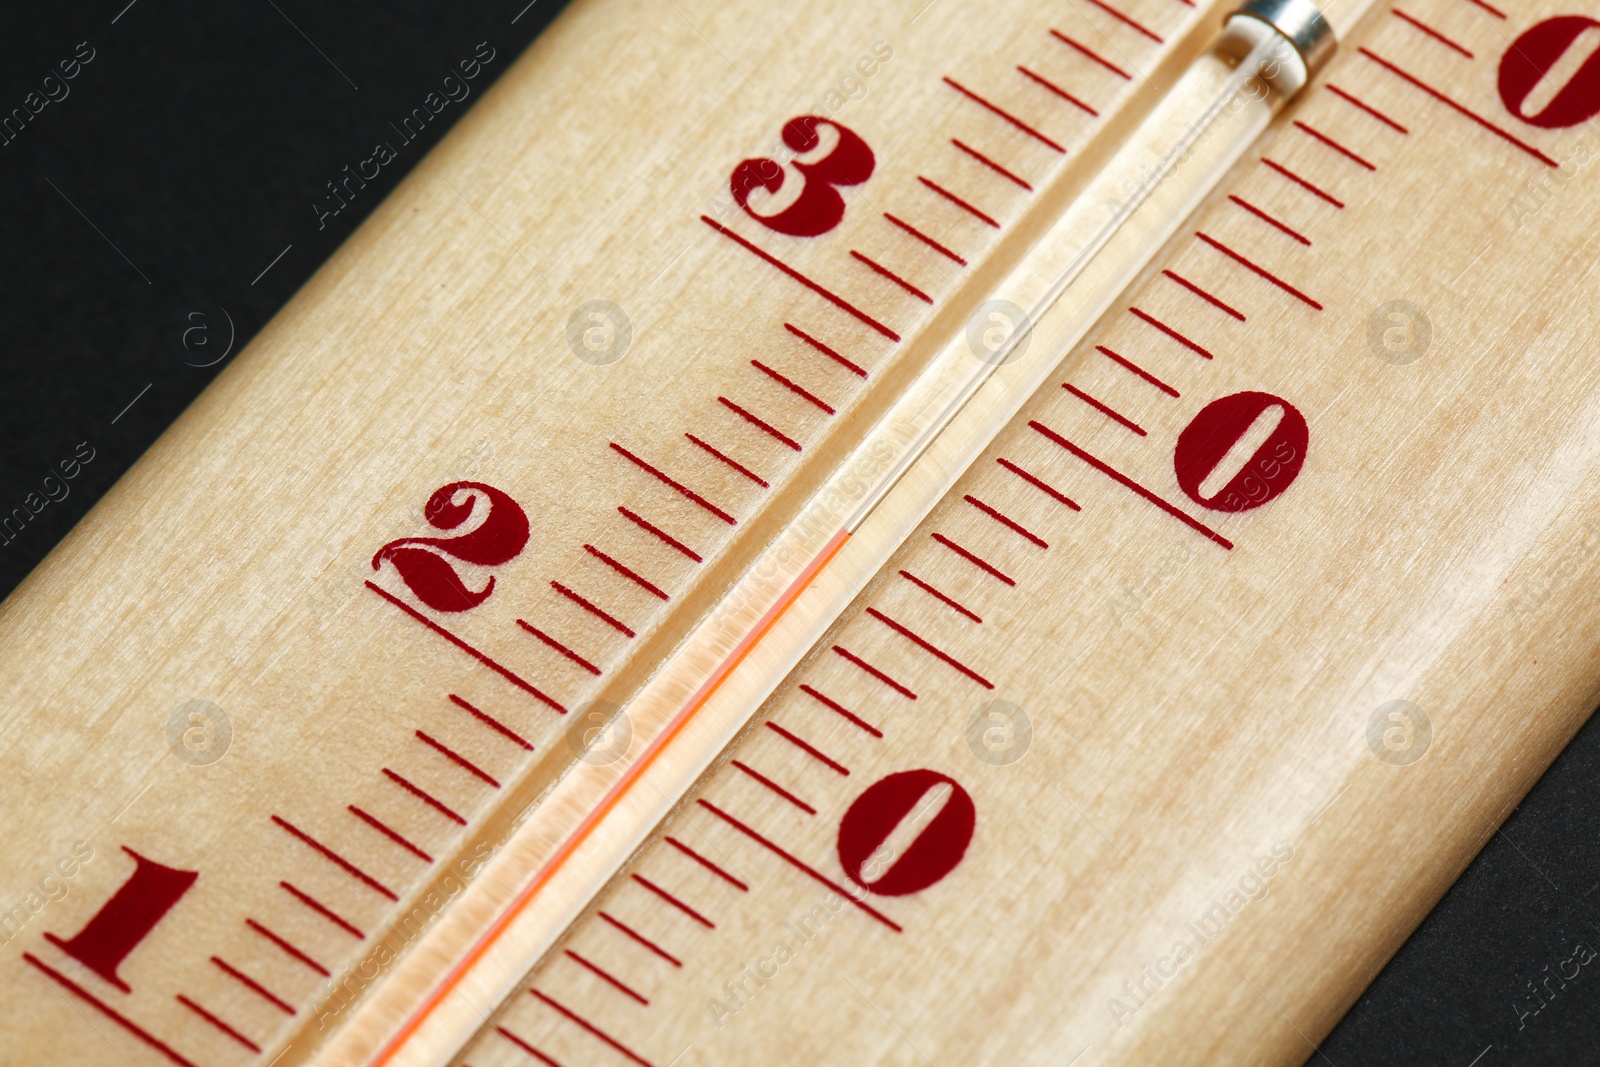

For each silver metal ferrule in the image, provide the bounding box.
[1217,0,1336,96]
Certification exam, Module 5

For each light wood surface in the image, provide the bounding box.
[2,0,1595,1064]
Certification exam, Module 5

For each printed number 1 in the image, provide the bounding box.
[44,847,197,992]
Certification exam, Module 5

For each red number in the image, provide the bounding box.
[1499,16,1600,128]
[730,117,875,237]
[836,769,975,896]
[1174,392,1308,513]
[44,848,197,992]
[372,481,529,612]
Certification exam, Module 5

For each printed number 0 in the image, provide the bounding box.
[1173,392,1308,514]
[836,769,975,897]
[1499,16,1600,128]
[730,117,875,237]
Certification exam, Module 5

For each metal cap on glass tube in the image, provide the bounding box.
[1219,0,1336,95]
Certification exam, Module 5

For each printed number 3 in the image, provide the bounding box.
[730,116,875,237]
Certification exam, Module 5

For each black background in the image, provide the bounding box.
[2,3,1596,1063]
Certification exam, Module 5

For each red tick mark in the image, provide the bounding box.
[766,721,851,775]
[884,212,967,264]
[866,608,995,689]
[1097,345,1180,396]
[1029,420,1234,549]
[1325,84,1410,133]
[584,544,671,600]
[732,759,817,815]
[898,568,983,623]
[1226,195,1312,245]
[798,684,884,738]
[383,767,467,825]
[280,880,366,938]
[245,918,331,976]
[1084,0,1164,42]
[719,396,802,451]
[177,995,261,1053]
[416,729,501,788]
[632,874,716,928]
[1064,382,1149,435]
[664,836,750,890]
[950,139,1033,190]
[1195,232,1322,309]
[1162,269,1245,320]
[496,1026,566,1067]
[618,506,703,562]
[448,693,534,750]
[698,800,902,931]
[518,619,603,675]
[23,954,201,1067]
[530,989,656,1067]
[365,581,565,714]
[1293,120,1377,170]
[931,532,1016,585]
[1392,9,1474,57]
[832,644,919,699]
[918,176,1000,227]
[943,77,1066,151]
[965,493,1049,546]
[784,322,868,377]
[565,949,650,1006]
[1016,65,1099,115]
[349,804,434,863]
[611,443,737,524]
[1127,307,1214,358]
[752,359,836,413]
[701,215,901,340]
[685,433,770,487]
[211,956,296,1015]
[1260,158,1346,207]
[599,911,683,967]
[271,816,397,900]
[1359,48,1557,166]
[1049,29,1134,78]
[996,457,1082,510]
[851,250,933,303]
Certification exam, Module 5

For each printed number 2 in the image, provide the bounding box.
[372,481,530,613]
[45,848,197,992]
[730,117,875,237]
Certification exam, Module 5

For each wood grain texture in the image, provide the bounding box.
[4,0,1592,1062]
[0,0,1242,1063]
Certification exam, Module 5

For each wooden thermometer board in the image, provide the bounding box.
[6,0,1600,1061]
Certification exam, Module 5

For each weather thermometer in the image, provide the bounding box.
[4,0,1598,1064]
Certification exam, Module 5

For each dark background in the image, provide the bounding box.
[1,2,1594,1063]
